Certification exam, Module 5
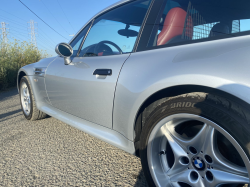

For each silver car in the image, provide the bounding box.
[17,0,250,186]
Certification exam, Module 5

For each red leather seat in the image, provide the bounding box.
[157,7,193,46]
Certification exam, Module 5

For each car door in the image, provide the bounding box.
[45,0,152,128]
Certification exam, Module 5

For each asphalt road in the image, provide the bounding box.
[0,88,148,187]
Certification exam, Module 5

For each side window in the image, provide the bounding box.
[79,0,152,57]
[147,0,250,47]
[235,19,250,33]
[70,23,91,56]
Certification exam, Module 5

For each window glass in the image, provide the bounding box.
[147,0,250,47]
[239,19,250,32]
[70,23,91,56]
[79,0,151,57]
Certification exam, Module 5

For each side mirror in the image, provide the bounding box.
[55,43,73,65]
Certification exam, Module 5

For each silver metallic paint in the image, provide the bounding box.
[113,34,250,141]
[17,57,57,107]
[45,54,130,128]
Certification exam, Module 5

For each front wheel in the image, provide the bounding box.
[19,76,47,120]
[139,92,250,187]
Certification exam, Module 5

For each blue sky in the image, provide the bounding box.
[1,0,120,56]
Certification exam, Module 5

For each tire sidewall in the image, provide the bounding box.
[139,94,250,187]
[19,77,33,120]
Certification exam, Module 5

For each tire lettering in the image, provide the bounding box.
[171,103,176,108]
[170,102,195,108]
[177,102,182,107]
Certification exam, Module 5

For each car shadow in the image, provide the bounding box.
[0,109,22,122]
[134,169,149,187]
[0,87,18,102]
[0,108,22,118]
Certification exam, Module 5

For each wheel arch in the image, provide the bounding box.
[133,84,250,156]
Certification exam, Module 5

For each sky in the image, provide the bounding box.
[1,0,120,56]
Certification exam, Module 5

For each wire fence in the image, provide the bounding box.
[182,1,240,40]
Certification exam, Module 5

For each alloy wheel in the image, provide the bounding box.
[20,81,31,116]
[147,113,250,187]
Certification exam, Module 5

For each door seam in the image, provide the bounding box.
[111,53,131,129]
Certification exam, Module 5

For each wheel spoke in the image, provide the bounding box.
[22,86,26,97]
[167,156,189,176]
[24,102,28,111]
[160,126,189,175]
[26,88,30,98]
[165,120,209,154]
[170,169,205,187]
[161,125,188,158]
[202,126,248,175]
[205,169,249,186]
[188,123,210,153]
[26,92,29,98]
[169,182,181,187]
[27,101,30,113]
[212,155,247,177]
[202,126,215,156]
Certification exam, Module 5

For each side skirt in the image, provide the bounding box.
[39,103,136,155]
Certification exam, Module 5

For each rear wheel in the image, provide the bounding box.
[19,76,47,120]
[139,92,250,187]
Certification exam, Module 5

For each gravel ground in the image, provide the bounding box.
[0,88,148,187]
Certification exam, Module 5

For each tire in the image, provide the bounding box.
[139,92,250,187]
[19,76,47,121]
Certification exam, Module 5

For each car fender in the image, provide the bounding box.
[113,35,250,141]
[17,57,57,106]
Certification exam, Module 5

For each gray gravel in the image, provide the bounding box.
[0,88,148,187]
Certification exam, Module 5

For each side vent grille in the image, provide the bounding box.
[34,68,46,76]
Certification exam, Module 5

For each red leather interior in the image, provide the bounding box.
[157,7,193,46]
[98,52,104,56]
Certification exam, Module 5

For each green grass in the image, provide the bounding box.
[0,39,50,90]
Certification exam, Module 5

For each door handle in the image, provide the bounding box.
[93,69,112,76]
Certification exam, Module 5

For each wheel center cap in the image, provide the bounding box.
[192,157,205,170]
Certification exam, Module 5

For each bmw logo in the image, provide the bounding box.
[192,157,205,170]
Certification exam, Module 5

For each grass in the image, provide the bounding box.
[0,39,50,90]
